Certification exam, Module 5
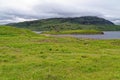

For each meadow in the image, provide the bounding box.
[0,26,120,80]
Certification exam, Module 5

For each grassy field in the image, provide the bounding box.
[0,26,120,80]
[43,30,104,35]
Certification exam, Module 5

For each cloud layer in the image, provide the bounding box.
[0,0,120,24]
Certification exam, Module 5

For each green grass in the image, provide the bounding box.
[0,26,120,80]
[0,26,37,37]
[43,30,104,35]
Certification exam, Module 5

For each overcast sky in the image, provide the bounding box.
[0,0,120,24]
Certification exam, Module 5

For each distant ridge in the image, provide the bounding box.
[42,16,114,25]
[6,16,119,31]
[7,16,114,25]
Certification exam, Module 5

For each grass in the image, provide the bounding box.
[0,26,120,80]
[42,30,104,35]
[0,26,37,37]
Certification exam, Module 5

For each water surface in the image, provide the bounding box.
[53,31,120,39]
[34,31,120,39]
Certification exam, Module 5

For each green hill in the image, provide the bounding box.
[6,16,120,31]
[0,26,37,36]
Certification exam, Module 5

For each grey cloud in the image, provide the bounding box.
[111,19,120,25]
[0,0,120,24]
[34,1,103,18]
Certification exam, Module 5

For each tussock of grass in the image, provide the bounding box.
[43,30,104,35]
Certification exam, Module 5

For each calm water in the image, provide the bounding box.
[53,31,120,39]
[34,31,120,39]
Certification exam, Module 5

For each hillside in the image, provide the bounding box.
[6,16,120,31]
[0,26,37,36]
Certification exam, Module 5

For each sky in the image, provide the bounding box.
[0,0,120,24]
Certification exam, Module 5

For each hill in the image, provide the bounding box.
[0,26,37,36]
[6,16,120,31]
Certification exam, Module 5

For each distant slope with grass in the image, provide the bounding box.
[43,30,104,35]
[6,16,120,31]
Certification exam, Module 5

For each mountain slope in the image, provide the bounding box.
[6,16,120,31]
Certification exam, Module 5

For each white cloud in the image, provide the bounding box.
[0,0,120,24]
[0,17,37,24]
